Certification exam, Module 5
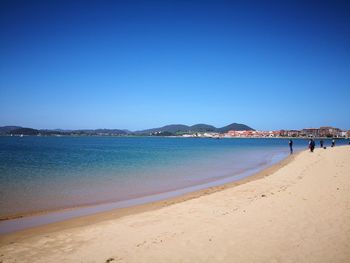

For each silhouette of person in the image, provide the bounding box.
[331,139,335,147]
[289,140,293,154]
[320,139,324,148]
[309,139,315,152]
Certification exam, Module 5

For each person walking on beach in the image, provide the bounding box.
[331,139,335,147]
[289,139,293,154]
[320,139,324,148]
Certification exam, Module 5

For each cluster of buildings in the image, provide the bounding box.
[298,127,346,138]
[224,126,349,138]
[224,130,280,138]
[181,126,349,139]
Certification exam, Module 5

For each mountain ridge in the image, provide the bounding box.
[135,123,254,134]
[0,123,254,136]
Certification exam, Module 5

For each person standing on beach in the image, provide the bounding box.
[289,139,293,154]
[311,139,315,152]
[320,139,324,148]
[331,139,335,147]
[309,139,315,152]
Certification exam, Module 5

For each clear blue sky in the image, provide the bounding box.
[1,0,349,131]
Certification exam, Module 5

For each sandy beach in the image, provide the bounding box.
[0,146,349,262]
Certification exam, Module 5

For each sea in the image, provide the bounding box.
[0,136,348,233]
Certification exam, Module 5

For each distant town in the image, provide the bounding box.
[181,126,349,139]
[0,124,349,139]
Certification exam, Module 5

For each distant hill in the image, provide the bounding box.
[9,128,40,135]
[216,123,254,133]
[0,126,22,135]
[92,129,129,135]
[135,124,190,135]
[0,123,254,136]
[44,129,129,135]
[189,124,216,132]
[0,126,130,136]
[135,123,254,135]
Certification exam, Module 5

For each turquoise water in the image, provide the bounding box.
[0,136,346,219]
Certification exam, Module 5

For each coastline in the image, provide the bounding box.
[0,149,296,241]
[1,146,349,262]
[1,136,304,222]
[1,137,345,224]
[0,147,291,231]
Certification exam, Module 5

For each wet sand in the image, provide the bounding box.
[1,146,349,262]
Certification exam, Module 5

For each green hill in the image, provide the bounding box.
[0,126,22,135]
[216,123,254,133]
[0,123,254,136]
[135,123,254,134]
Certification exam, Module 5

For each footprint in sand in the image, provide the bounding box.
[136,241,147,247]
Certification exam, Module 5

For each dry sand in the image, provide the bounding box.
[0,146,349,263]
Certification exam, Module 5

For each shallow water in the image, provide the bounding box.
[0,136,346,222]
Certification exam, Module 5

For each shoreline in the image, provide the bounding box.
[0,149,297,242]
[0,151,284,222]
[1,134,349,138]
[1,146,349,262]
[2,136,310,223]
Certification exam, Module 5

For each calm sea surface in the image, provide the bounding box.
[0,136,347,220]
